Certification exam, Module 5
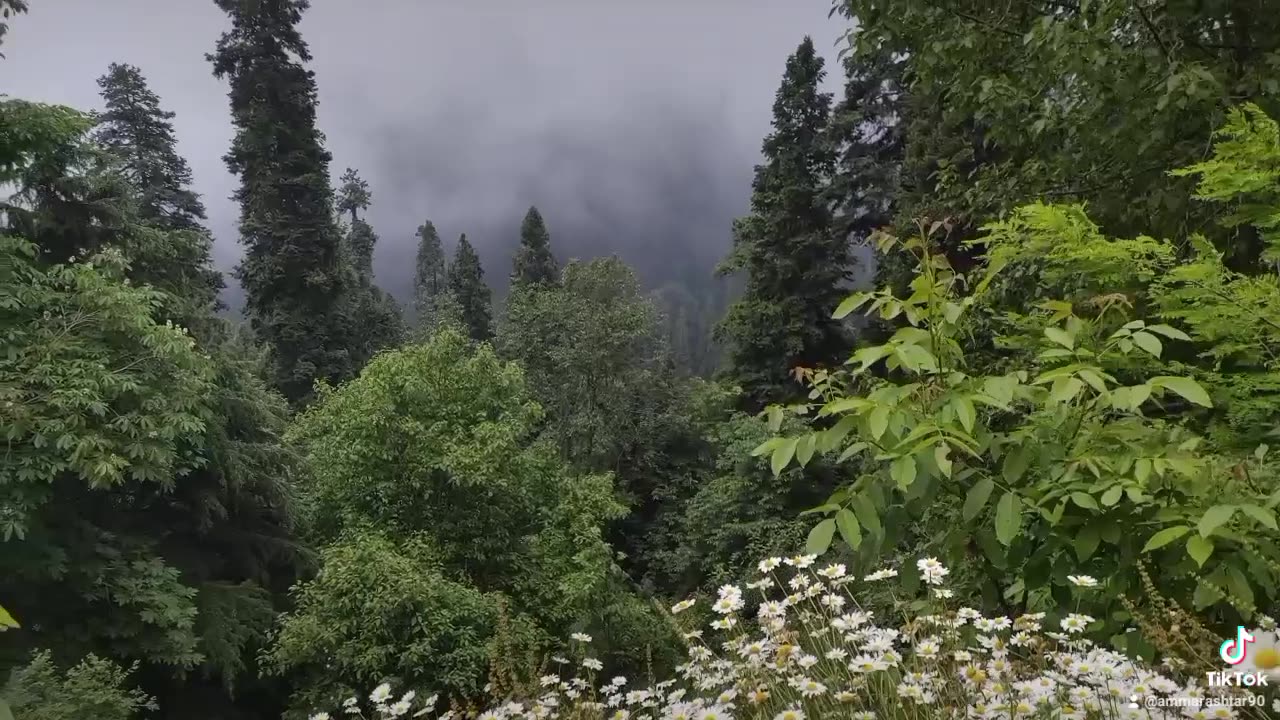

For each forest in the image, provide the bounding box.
[5,0,1280,718]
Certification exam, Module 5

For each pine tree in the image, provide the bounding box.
[94,62,223,312]
[447,233,493,342]
[412,220,448,329]
[95,63,209,233]
[714,37,849,410]
[336,167,375,283]
[510,205,559,287]
[209,0,352,403]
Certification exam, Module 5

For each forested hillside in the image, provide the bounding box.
[5,1,1280,719]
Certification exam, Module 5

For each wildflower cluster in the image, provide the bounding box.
[310,556,1279,720]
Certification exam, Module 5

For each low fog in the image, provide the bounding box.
[2,1,848,305]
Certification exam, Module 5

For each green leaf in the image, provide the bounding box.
[890,455,917,489]
[771,437,798,477]
[1131,331,1163,358]
[1070,492,1098,510]
[953,396,976,433]
[934,444,953,477]
[0,698,12,720]
[749,437,781,457]
[1146,324,1191,341]
[766,406,783,432]
[1074,524,1101,561]
[1151,376,1213,407]
[1241,504,1279,531]
[798,503,839,517]
[868,406,890,441]
[1134,458,1152,483]
[1143,525,1190,552]
[963,477,995,521]
[806,518,836,556]
[1100,485,1123,506]
[850,494,882,537]
[795,434,817,467]
[1044,326,1074,349]
[995,492,1021,546]
[833,292,871,319]
[1047,376,1083,405]
[1187,535,1214,567]
[1198,504,1238,537]
[1225,564,1255,611]
[1002,445,1032,482]
[835,509,862,549]
[0,604,17,631]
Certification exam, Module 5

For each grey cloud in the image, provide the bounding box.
[3,0,846,305]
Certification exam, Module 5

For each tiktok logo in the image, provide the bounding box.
[1220,626,1256,665]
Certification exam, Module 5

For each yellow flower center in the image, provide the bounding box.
[1254,647,1280,670]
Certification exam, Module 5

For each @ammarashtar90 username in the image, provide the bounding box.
[1133,693,1267,709]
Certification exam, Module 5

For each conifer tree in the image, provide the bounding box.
[412,220,448,329]
[336,167,375,283]
[715,37,849,410]
[447,233,493,342]
[208,0,352,403]
[94,62,223,311]
[510,205,559,287]
[95,63,209,233]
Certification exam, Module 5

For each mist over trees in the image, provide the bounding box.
[7,2,1280,720]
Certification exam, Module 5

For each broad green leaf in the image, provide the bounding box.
[766,406,783,432]
[1002,446,1032,482]
[1070,492,1098,510]
[0,698,12,720]
[1074,524,1101,561]
[953,396,976,433]
[1225,564,1255,611]
[1186,535,1214,567]
[0,604,16,631]
[869,406,890,441]
[1131,331,1162,358]
[1143,526,1191,553]
[1047,377,1083,405]
[982,375,1016,406]
[837,442,869,462]
[934,444,953,477]
[1044,326,1074,349]
[833,292,872,319]
[795,434,817,467]
[891,455,917,489]
[771,437,798,476]
[1241,504,1279,531]
[750,437,781,457]
[850,494,882,537]
[1146,324,1191,341]
[1151,376,1213,408]
[1198,504,1237,537]
[806,518,836,556]
[963,477,995,521]
[798,503,839,517]
[1134,458,1152,483]
[1078,368,1108,393]
[835,509,862,549]
[1100,485,1123,506]
[995,492,1021,546]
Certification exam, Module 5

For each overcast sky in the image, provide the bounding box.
[3,0,847,303]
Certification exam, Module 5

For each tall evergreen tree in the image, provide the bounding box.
[412,220,448,329]
[95,63,209,233]
[208,0,352,403]
[510,205,559,287]
[714,37,849,409]
[94,62,223,312]
[447,233,493,342]
[336,167,375,283]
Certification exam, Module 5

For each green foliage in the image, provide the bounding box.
[282,330,656,693]
[832,0,1280,266]
[210,0,355,402]
[716,37,851,409]
[3,651,154,720]
[770,211,1280,640]
[447,234,493,342]
[265,532,499,715]
[510,206,559,288]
